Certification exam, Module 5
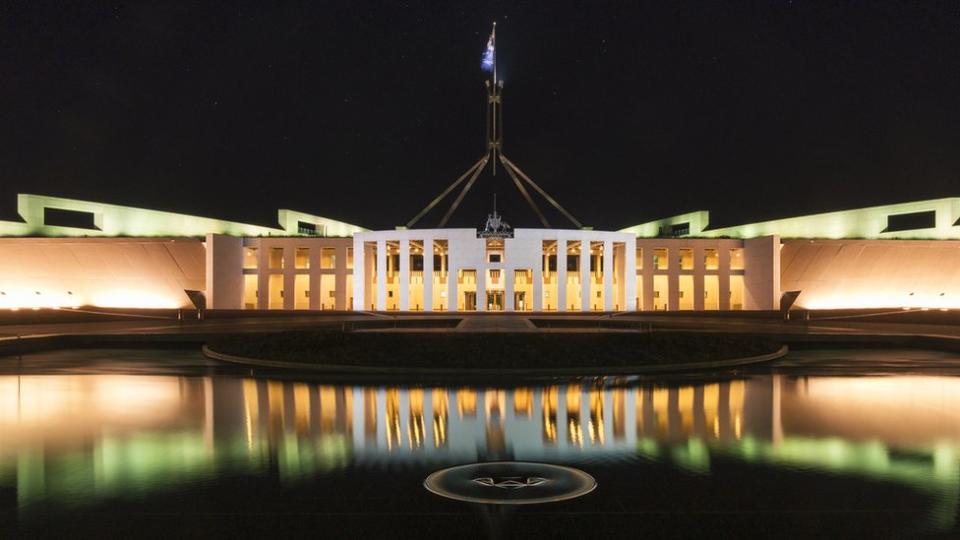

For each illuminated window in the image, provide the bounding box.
[243,247,258,269]
[678,248,693,270]
[295,248,310,269]
[653,248,668,270]
[703,248,719,270]
[704,275,719,310]
[346,247,354,269]
[653,275,669,310]
[268,274,284,309]
[243,275,258,309]
[294,274,310,309]
[269,248,284,270]
[679,275,693,309]
[635,248,643,271]
[729,275,744,310]
[730,248,744,270]
[321,247,336,269]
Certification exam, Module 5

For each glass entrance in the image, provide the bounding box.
[487,291,504,311]
[463,291,477,311]
[514,292,526,311]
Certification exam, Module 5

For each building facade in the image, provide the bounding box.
[2,193,959,312]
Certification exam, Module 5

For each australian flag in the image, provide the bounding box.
[481,26,495,72]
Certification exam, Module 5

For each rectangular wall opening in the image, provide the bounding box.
[730,275,744,310]
[268,274,284,309]
[885,210,936,232]
[653,248,668,270]
[294,274,310,309]
[653,275,669,310]
[704,275,719,310]
[678,275,694,310]
[542,240,558,310]
[43,207,99,230]
[243,275,258,309]
[320,274,336,310]
[730,248,744,270]
[514,269,533,311]
[409,240,424,310]
[433,240,448,310]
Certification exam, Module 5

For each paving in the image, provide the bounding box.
[3,311,960,356]
[454,315,537,332]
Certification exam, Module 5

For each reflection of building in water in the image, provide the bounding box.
[408,389,425,449]
[4,373,960,529]
[457,389,476,418]
[432,390,448,448]
[543,387,558,444]
[566,386,583,446]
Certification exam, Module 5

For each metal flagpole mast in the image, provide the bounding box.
[406,21,585,229]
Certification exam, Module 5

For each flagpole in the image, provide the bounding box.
[492,21,497,87]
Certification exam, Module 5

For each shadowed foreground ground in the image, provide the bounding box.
[206,331,782,369]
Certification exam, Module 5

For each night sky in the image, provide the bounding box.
[2,2,959,231]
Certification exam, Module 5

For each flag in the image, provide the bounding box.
[481,26,495,72]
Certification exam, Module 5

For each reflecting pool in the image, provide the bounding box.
[1,348,960,538]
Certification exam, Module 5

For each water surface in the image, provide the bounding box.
[1,348,960,538]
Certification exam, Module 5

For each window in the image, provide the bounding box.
[243,247,258,269]
[297,221,318,235]
[321,247,336,269]
[295,248,310,269]
[294,275,310,309]
[347,247,354,269]
[269,248,284,270]
[653,248,668,270]
[703,248,719,270]
[43,207,98,230]
[635,248,643,271]
[679,275,694,309]
[268,274,284,309]
[885,210,936,232]
[566,255,579,272]
[488,253,502,263]
[243,275,258,309]
[679,248,693,270]
[730,275,744,310]
[730,248,744,270]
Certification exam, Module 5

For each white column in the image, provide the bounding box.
[476,268,486,311]
[447,267,457,312]
[580,238,590,311]
[352,236,364,310]
[557,239,567,311]
[505,268,515,311]
[625,237,637,311]
[376,239,386,311]
[603,239,614,311]
[399,239,410,311]
[533,263,543,310]
[423,237,433,312]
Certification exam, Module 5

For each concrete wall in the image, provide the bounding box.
[205,234,243,309]
[0,237,205,309]
[781,238,960,309]
[744,235,780,310]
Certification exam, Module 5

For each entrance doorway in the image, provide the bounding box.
[463,291,477,311]
[487,291,504,311]
[514,291,526,311]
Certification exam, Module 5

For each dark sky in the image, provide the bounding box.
[2,2,959,231]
